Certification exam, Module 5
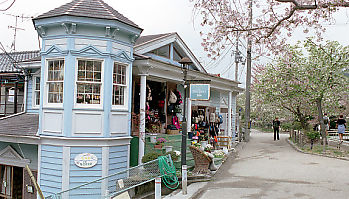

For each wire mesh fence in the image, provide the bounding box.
[45,156,169,199]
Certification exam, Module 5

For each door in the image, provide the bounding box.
[0,165,23,199]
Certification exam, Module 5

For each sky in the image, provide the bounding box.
[1,0,349,86]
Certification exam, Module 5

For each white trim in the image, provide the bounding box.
[74,58,105,109]
[0,146,30,167]
[101,146,109,197]
[111,61,129,110]
[32,74,41,109]
[62,147,70,199]
[44,58,65,108]
[37,144,41,194]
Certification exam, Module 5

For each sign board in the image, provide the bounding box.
[190,84,210,101]
[74,153,98,168]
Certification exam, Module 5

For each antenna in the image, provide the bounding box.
[8,14,25,51]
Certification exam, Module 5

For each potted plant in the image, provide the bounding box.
[154,137,167,149]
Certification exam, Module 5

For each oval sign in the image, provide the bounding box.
[74,153,98,168]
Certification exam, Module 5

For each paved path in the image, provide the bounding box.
[193,130,349,199]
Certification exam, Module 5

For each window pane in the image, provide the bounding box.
[48,82,63,103]
[113,85,124,105]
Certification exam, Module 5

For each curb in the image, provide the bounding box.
[286,138,349,162]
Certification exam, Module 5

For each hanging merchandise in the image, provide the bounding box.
[146,84,152,101]
[169,91,177,104]
[174,105,181,113]
[172,116,180,129]
[174,90,182,104]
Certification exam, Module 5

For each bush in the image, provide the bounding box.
[141,152,162,163]
[306,131,320,141]
[281,122,292,132]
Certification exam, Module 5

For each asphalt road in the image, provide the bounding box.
[193,130,349,199]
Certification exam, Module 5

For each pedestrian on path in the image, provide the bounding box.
[336,115,346,142]
[273,117,280,140]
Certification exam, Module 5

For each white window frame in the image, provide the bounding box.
[44,58,65,108]
[74,58,104,109]
[111,61,129,110]
[32,72,41,109]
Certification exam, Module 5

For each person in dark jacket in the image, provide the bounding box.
[273,117,281,141]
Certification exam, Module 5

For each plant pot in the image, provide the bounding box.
[154,144,163,149]
[201,141,208,148]
[164,146,173,153]
[150,134,157,143]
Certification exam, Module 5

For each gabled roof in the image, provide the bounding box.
[0,114,39,136]
[134,32,207,73]
[135,33,173,46]
[0,51,40,73]
[34,0,141,29]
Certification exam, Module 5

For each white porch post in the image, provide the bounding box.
[228,91,232,137]
[187,98,192,133]
[139,74,147,164]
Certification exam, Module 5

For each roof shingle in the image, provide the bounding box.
[34,0,141,29]
[0,114,39,136]
[0,51,40,73]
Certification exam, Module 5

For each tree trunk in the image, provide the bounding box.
[296,107,308,130]
[316,98,327,152]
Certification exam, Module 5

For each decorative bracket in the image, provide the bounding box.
[61,23,77,34]
[37,26,46,36]
[112,28,120,38]
[130,34,139,44]
[105,26,111,37]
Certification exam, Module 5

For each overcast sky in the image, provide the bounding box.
[1,0,349,84]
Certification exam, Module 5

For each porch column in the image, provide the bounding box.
[228,91,232,137]
[187,98,192,133]
[139,74,147,164]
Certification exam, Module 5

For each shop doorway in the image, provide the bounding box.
[0,165,23,199]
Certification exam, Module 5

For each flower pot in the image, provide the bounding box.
[164,146,173,153]
[201,141,208,148]
[150,134,157,143]
[154,144,163,149]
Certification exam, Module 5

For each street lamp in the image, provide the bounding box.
[179,57,192,166]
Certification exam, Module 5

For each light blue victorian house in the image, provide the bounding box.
[0,0,242,198]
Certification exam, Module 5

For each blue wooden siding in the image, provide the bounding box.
[69,147,102,199]
[108,145,128,193]
[40,145,63,197]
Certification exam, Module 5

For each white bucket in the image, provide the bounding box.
[150,134,157,143]
[165,146,173,153]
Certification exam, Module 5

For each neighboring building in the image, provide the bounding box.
[0,0,242,198]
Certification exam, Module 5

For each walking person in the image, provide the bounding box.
[323,113,330,145]
[337,115,346,143]
[273,117,281,140]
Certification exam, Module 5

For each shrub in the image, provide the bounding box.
[141,152,161,163]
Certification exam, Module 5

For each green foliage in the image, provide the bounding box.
[281,122,292,131]
[306,131,320,141]
[141,152,162,163]
[292,121,303,130]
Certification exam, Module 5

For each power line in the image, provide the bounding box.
[0,0,16,11]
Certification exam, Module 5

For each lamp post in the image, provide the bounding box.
[179,57,192,166]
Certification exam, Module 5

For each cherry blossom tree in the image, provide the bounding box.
[191,0,349,57]
[254,38,349,147]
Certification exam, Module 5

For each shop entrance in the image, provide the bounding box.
[0,165,23,199]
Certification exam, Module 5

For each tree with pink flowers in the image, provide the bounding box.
[254,38,348,148]
[191,0,349,57]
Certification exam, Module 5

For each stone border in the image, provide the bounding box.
[286,138,349,161]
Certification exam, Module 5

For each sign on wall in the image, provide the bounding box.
[190,84,210,101]
[74,153,98,168]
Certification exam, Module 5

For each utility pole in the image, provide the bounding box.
[244,0,252,142]
[235,32,239,82]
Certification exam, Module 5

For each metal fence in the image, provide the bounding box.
[46,155,171,199]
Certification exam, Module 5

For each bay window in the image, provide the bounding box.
[47,60,64,103]
[76,59,102,104]
[112,62,127,106]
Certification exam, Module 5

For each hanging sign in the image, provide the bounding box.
[190,84,210,101]
[74,153,98,168]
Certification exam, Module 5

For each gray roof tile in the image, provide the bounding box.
[0,114,39,136]
[34,0,141,29]
[0,51,40,73]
